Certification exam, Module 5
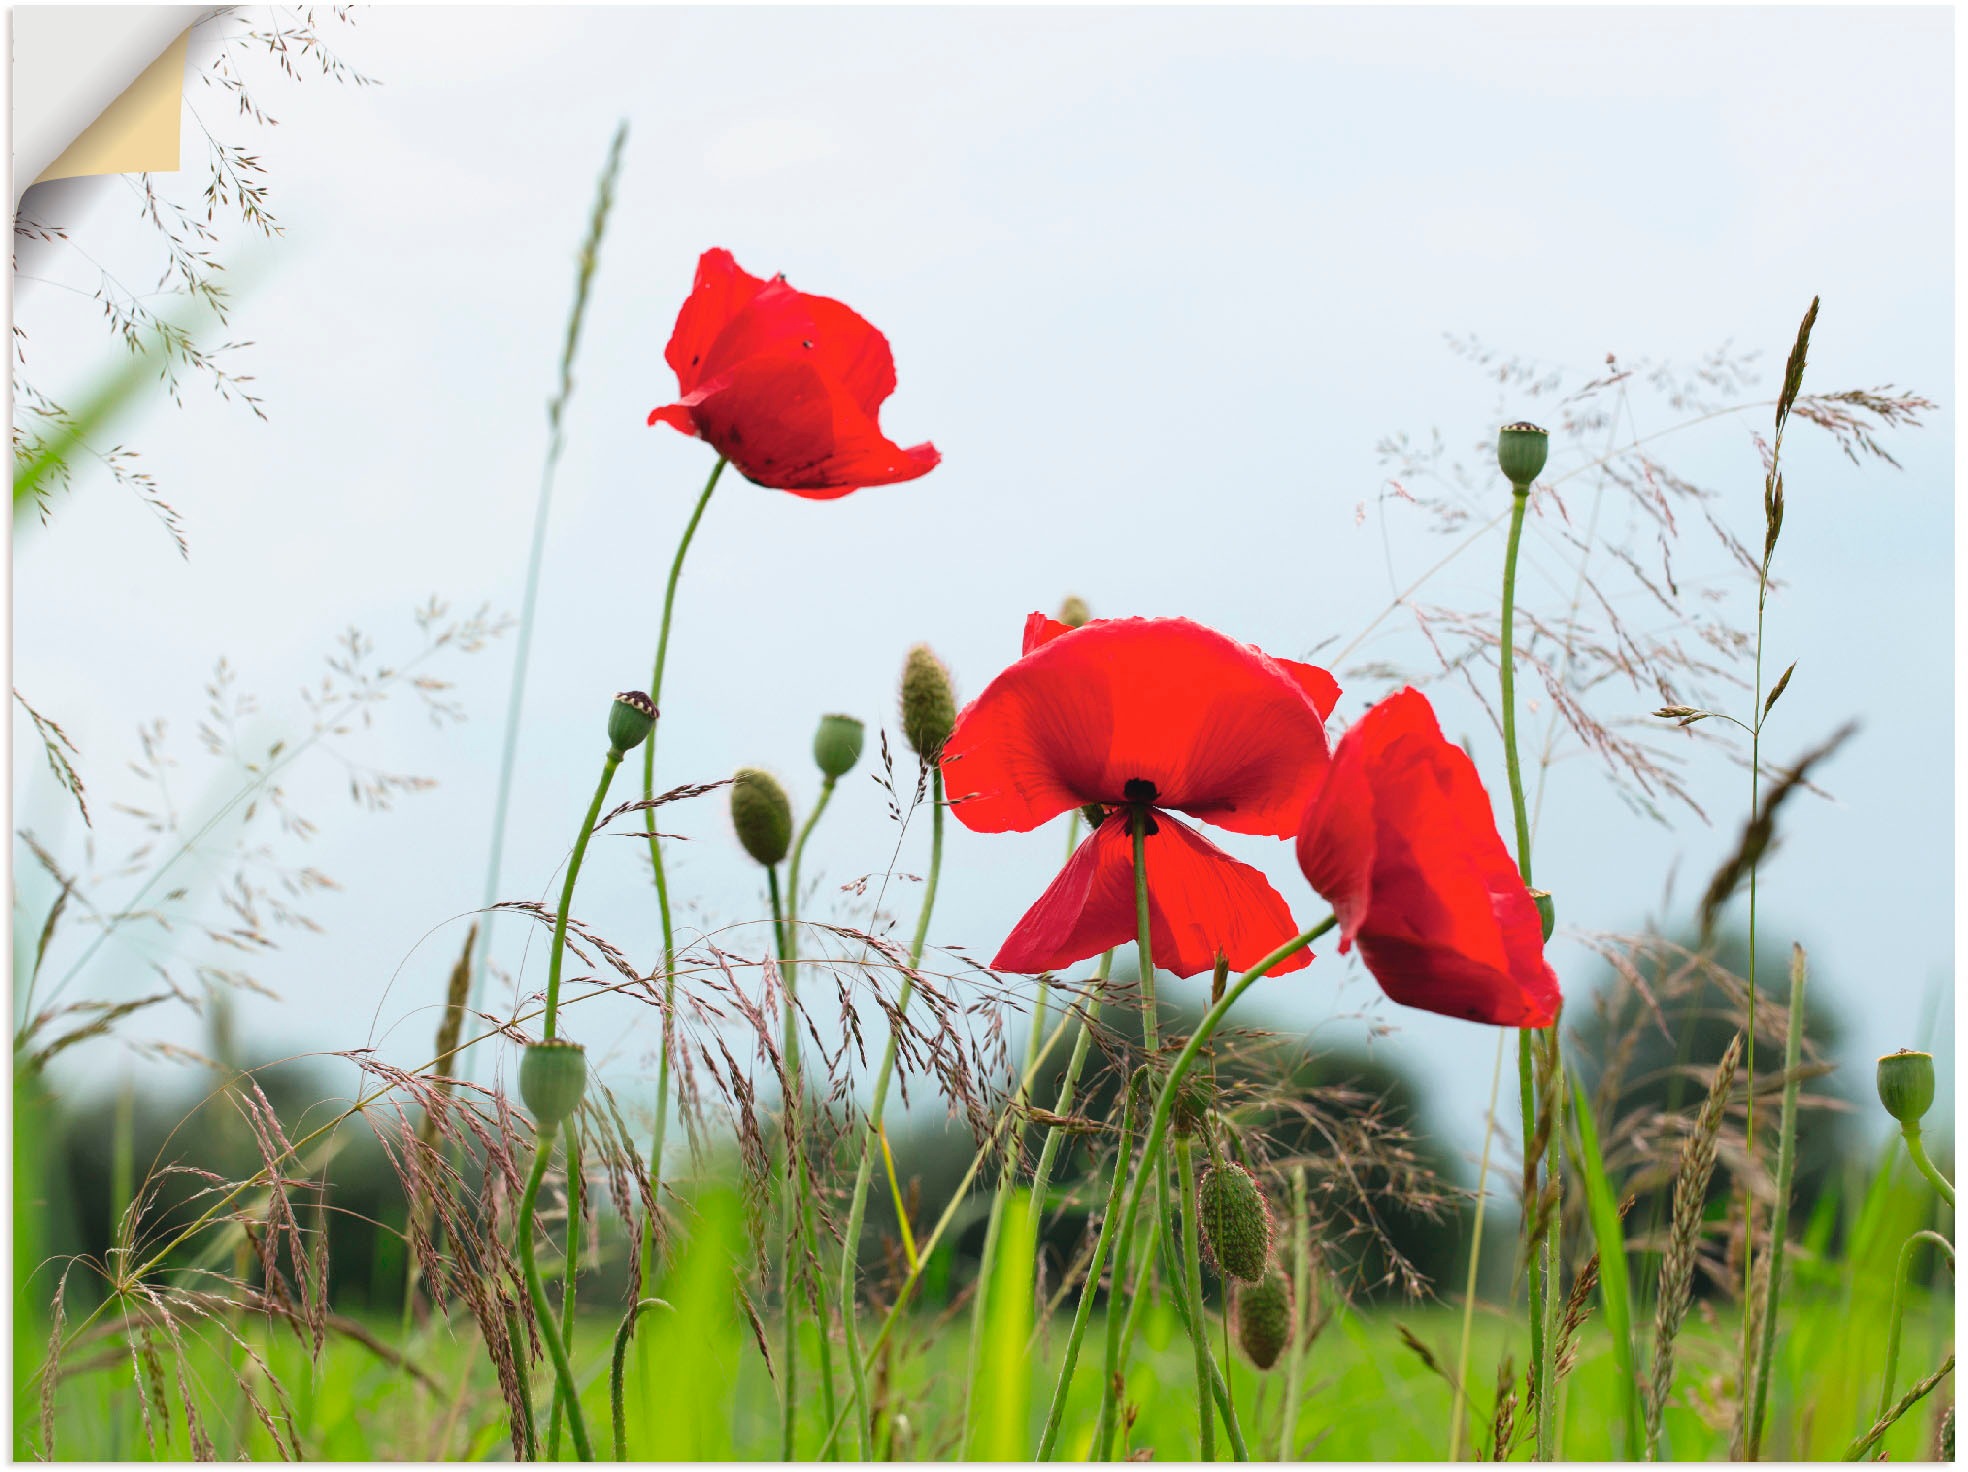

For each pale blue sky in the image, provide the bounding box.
[13,6,1954,1165]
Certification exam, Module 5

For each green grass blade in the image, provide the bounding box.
[1569,1075,1641,1459]
[967,1189,1038,1461]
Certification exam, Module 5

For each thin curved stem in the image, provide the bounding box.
[1902,1125,1956,1208]
[610,1296,671,1459]
[839,769,944,1456]
[545,750,622,1040]
[1036,916,1335,1459]
[1877,1230,1954,1425]
[784,776,835,988]
[1177,1137,1217,1460]
[642,455,728,1267]
[517,1130,595,1461]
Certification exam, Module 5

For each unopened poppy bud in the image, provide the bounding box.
[1057,595,1091,629]
[1497,421,1549,489]
[520,1038,587,1130]
[1876,1049,1936,1126]
[1234,1264,1294,1370]
[1080,802,1107,831]
[607,690,658,754]
[1197,1161,1274,1283]
[1530,889,1555,942]
[900,644,956,758]
[812,713,865,780]
[730,767,793,867]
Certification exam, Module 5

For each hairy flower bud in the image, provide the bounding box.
[1170,1068,1212,1139]
[730,767,793,867]
[1234,1264,1294,1370]
[900,644,956,758]
[520,1038,587,1130]
[1876,1049,1936,1126]
[1497,421,1549,489]
[1057,595,1091,629]
[1197,1160,1274,1283]
[607,690,658,755]
[813,713,865,780]
[1080,802,1108,831]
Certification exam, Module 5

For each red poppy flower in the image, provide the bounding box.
[1295,687,1560,1027]
[647,248,940,499]
[943,615,1339,978]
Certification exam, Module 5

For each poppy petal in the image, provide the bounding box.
[681,354,940,496]
[1277,657,1342,722]
[1021,611,1077,655]
[993,810,1312,979]
[943,617,1331,837]
[663,248,773,396]
[1296,688,1559,1028]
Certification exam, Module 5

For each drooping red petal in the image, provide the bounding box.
[993,810,1311,979]
[1296,687,1559,1028]
[677,353,940,496]
[663,248,773,397]
[943,617,1332,837]
[1277,657,1341,722]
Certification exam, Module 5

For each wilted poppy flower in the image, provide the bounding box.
[943,614,1340,979]
[1295,687,1560,1027]
[647,248,940,499]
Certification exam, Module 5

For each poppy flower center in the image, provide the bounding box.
[1123,777,1159,805]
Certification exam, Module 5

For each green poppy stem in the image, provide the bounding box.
[642,453,727,1256]
[517,1128,596,1461]
[546,1121,583,1459]
[1876,1230,1955,1425]
[1036,914,1336,1460]
[1500,477,1560,1458]
[839,769,944,1456]
[610,1297,670,1460]
[544,749,623,1040]
[1901,1124,1956,1209]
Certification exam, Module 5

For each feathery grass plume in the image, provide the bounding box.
[1646,1029,1742,1459]
[1487,1355,1518,1461]
[1553,1249,1602,1381]
[1198,1161,1273,1283]
[1234,1263,1293,1370]
[899,644,956,758]
[1695,723,1857,946]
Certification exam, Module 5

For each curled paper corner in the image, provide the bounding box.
[13,7,203,211]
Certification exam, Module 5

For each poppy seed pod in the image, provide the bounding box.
[1234,1265,1295,1370]
[1876,1049,1936,1126]
[520,1038,587,1130]
[813,713,865,780]
[1497,421,1549,488]
[900,644,956,758]
[730,767,793,867]
[608,690,658,755]
[1197,1161,1274,1283]
[1057,595,1091,629]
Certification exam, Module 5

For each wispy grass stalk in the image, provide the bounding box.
[1845,1354,1956,1461]
[1745,944,1808,1456]
[839,769,944,1456]
[469,121,627,1040]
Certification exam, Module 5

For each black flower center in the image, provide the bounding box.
[1123,777,1158,805]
